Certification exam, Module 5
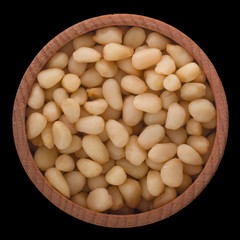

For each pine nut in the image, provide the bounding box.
[177,144,203,165]
[106,120,129,148]
[26,112,47,139]
[102,78,123,110]
[37,68,65,89]
[132,48,162,70]
[45,168,70,198]
[82,135,109,164]
[52,121,72,150]
[133,93,162,113]
[118,178,141,208]
[161,158,183,187]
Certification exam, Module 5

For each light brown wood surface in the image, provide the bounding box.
[12,14,228,228]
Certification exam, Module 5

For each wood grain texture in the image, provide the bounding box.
[12,14,229,228]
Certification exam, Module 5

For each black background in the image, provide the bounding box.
[5,1,237,237]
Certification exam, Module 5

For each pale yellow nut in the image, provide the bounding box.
[143,110,167,126]
[93,27,122,45]
[123,27,146,49]
[186,135,209,155]
[139,176,154,201]
[70,87,87,105]
[185,118,202,136]
[188,98,216,123]
[62,73,81,93]
[118,178,141,208]
[34,145,58,171]
[116,57,142,77]
[146,32,171,50]
[45,168,70,198]
[148,143,177,163]
[61,98,80,123]
[133,93,162,113]
[87,188,113,212]
[103,43,134,61]
[73,32,95,49]
[144,69,165,91]
[102,78,123,111]
[177,144,203,165]
[161,158,183,187]
[180,83,206,101]
[82,135,109,164]
[165,127,188,146]
[80,67,103,88]
[83,99,108,115]
[75,115,105,135]
[163,74,181,92]
[146,170,165,196]
[121,75,147,94]
[52,88,69,107]
[132,48,162,70]
[52,121,72,150]
[107,186,124,211]
[64,171,86,195]
[153,187,177,209]
[68,56,87,76]
[72,47,101,63]
[55,154,75,172]
[122,95,143,127]
[46,52,69,69]
[176,62,200,83]
[105,166,127,186]
[166,44,194,68]
[27,83,45,109]
[155,55,176,75]
[43,101,61,122]
[87,175,108,191]
[26,112,47,139]
[116,159,148,179]
[105,119,129,148]
[125,135,147,166]
[41,122,54,149]
[71,192,88,208]
[76,158,103,178]
[137,124,165,150]
[165,103,186,130]
[37,68,65,89]
[95,59,118,78]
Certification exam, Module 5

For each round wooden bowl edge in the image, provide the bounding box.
[12,14,229,228]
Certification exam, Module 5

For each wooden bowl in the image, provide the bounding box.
[12,14,228,228]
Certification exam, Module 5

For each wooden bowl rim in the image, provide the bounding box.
[12,14,229,228]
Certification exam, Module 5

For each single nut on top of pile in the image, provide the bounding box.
[25,25,217,214]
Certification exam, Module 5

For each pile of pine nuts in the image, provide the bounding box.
[26,26,216,214]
